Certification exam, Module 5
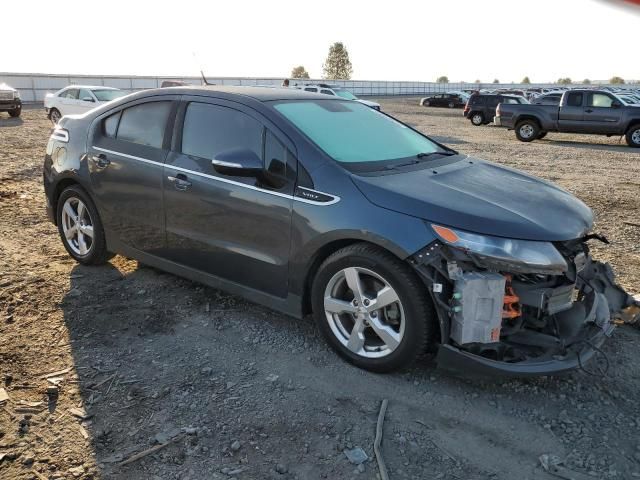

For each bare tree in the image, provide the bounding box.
[610,76,625,84]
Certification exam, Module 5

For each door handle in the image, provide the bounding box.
[167,173,192,191]
[91,153,110,169]
[585,109,593,113]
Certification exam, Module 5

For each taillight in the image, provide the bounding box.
[51,127,69,143]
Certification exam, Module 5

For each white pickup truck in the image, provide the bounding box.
[0,83,21,118]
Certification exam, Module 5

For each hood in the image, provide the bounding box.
[0,83,17,92]
[351,157,593,242]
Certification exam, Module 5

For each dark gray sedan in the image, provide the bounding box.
[43,86,638,375]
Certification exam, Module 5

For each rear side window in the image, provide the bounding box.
[264,130,286,177]
[471,96,484,105]
[181,102,262,160]
[566,92,583,107]
[304,88,317,92]
[117,101,172,148]
[61,89,79,99]
[320,89,334,95]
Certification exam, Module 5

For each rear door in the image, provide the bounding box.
[557,91,585,132]
[162,97,295,297]
[582,92,624,133]
[87,96,178,253]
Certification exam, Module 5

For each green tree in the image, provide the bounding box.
[322,42,353,80]
[582,78,591,85]
[557,77,572,85]
[492,79,500,84]
[436,76,449,83]
[290,66,310,79]
[610,76,625,84]
[521,76,531,84]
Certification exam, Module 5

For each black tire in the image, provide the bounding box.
[537,131,547,139]
[9,107,21,118]
[515,119,540,142]
[626,125,640,148]
[311,243,437,372]
[423,100,430,107]
[50,108,62,124]
[470,112,484,126]
[448,102,455,108]
[56,185,111,265]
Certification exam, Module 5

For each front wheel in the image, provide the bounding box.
[626,125,640,148]
[56,185,111,265]
[470,112,484,126]
[311,243,437,372]
[9,107,21,117]
[423,100,430,107]
[515,120,540,142]
[448,102,455,108]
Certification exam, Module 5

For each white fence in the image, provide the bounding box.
[1,72,638,103]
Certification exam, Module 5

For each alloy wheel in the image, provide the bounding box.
[472,114,483,125]
[633,129,640,145]
[323,267,405,358]
[61,197,94,256]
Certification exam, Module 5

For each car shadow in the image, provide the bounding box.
[0,116,24,127]
[541,137,637,153]
[429,135,468,145]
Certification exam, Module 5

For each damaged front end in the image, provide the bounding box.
[410,225,640,376]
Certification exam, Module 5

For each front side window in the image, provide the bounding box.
[334,89,357,100]
[566,92,583,107]
[320,89,334,95]
[78,89,94,102]
[304,88,317,92]
[588,93,614,108]
[273,100,444,166]
[116,101,172,148]
[181,103,262,160]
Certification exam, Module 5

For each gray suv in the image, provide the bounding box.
[43,86,638,375]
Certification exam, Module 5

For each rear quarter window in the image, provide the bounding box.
[116,101,172,148]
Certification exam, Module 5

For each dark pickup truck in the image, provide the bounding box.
[495,89,640,147]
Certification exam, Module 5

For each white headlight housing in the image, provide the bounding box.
[431,224,568,273]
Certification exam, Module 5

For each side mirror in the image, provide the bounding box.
[611,100,622,108]
[212,148,263,177]
[82,97,95,102]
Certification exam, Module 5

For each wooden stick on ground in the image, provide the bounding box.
[119,435,184,467]
[374,399,390,480]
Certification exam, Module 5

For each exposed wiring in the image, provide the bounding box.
[576,339,610,377]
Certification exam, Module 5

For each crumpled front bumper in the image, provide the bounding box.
[436,325,610,377]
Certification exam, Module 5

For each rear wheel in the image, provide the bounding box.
[311,243,436,372]
[448,102,455,108]
[626,125,640,147]
[423,100,430,107]
[50,108,62,124]
[56,185,110,265]
[515,119,540,142]
[9,106,21,118]
[470,112,484,126]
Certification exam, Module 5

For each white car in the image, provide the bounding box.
[44,85,126,123]
[299,84,381,110]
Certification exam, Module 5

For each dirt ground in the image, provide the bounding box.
[1,100,639,480]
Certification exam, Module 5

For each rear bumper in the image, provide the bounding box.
[436,323,613,377]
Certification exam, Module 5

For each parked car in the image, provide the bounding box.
[44,85,126,124]
[420,93,467,108]
[531,92,564,106]
[495,89,640,146]
[463,93,528,126]
[43,86,638,375]
[0,83,22,118]
[300,84,380,110]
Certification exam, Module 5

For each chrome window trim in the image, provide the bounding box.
[92,146,340,206]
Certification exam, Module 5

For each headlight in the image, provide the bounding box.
[431,224,568,273]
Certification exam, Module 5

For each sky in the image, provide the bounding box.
[4,0,639,82]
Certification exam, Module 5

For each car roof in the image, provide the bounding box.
[63,85,120,90]
[146,85,332,102]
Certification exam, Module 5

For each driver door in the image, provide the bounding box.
[162,97,295,297]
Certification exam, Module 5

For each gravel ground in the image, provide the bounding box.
[1,100,639,480]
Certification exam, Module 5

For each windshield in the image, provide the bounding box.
[334,89,358,100]
[92,89,125,102]
[273,100,445,166]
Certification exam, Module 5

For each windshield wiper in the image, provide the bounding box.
[385,159,419,170]
[416,151,456,159]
